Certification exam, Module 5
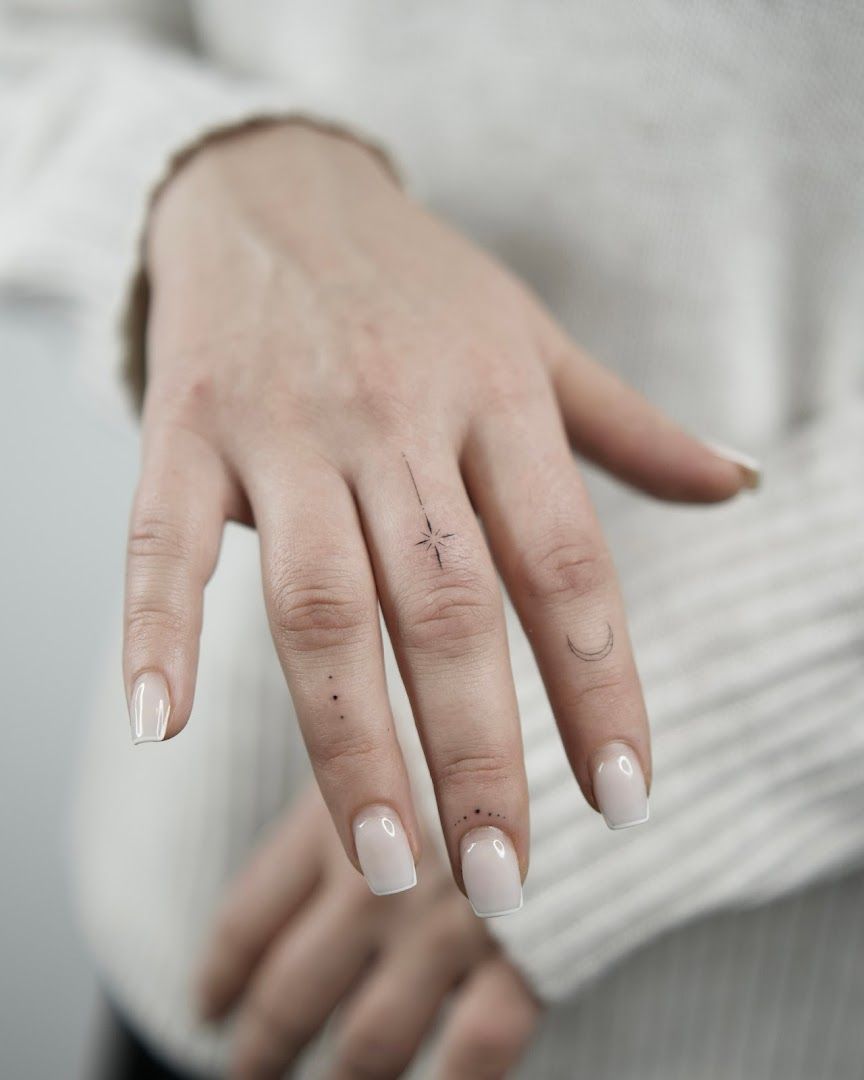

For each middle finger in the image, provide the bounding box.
[353,443,528,917]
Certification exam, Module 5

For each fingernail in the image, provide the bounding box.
[353,805,417,896]
[460,826,523,918]
[593,742,649,829]
[704,440,762,491]
[129,672,170,744]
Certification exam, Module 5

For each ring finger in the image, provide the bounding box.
[464,393,651,829]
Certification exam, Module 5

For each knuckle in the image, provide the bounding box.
[569,671,627,711]
[337,1029,406,1078]
[306,730,382,778]
[436,746,515,792]
[127,506,194,566]
[451,1025,523,1076]
[147,347,224,425]
[349,372,415,436]
[169,370,217,421]
[268,572,370,654]
[125,597,191,642]
[518,526,610,604]
[397,574,499,656]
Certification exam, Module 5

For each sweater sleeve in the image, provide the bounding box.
[0,15,395,417]
[483,398,864,1001]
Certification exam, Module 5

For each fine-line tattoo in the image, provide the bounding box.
[402,452,454,569]
[452,808,506,827]
[567,622,614,662]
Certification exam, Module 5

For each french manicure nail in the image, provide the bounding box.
[129,672,170,745]
[593,742,649,829]
[705,440,762,491]
[460,826,523,918]
[353,805,417,896]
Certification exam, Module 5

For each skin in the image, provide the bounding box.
[125,121,749,895]
[195,785,541,1078]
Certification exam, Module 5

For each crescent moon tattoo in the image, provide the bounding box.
[567,622,614,662]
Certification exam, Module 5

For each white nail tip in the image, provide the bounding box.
[369,868,418,896]
[593,743,649,831]
[353,806,417,896]
[704,440,762,489]
[606,803,651,830]
[461,827,523,918]
[129,672,170,745]
[469,896,524,919]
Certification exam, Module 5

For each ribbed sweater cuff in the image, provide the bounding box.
[486,400,864,1001]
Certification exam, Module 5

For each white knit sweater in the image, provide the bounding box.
[2,3,863,1076]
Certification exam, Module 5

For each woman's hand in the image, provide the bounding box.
[125,122,753,907]
[196,785,540,1078]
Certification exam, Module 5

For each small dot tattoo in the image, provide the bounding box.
[332,695,338,700]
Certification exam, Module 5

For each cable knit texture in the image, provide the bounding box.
[1,3,863,1076]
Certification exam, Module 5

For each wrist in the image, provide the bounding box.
[146,118,401,272]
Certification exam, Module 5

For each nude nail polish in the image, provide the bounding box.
[353,805,417,896]
[129,672,170,744]
[705,440,762,490]
[593,742,649,829]
[460,826,523,918]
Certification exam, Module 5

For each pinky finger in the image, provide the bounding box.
[434,957,540,1080]
[124,426,233,744]
[538,318,762,503]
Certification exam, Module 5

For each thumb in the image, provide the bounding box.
[544,329,761,504]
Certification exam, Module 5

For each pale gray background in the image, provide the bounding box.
[1,300,137,1078]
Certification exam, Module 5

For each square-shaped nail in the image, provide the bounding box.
[353,806,417,896]
[460,826,523,917]
[129,672,170,745]
[593,742,649,829]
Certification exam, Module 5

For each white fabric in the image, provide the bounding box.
[1,2,863,1076]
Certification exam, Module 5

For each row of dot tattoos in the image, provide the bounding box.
[452,809,507,827]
